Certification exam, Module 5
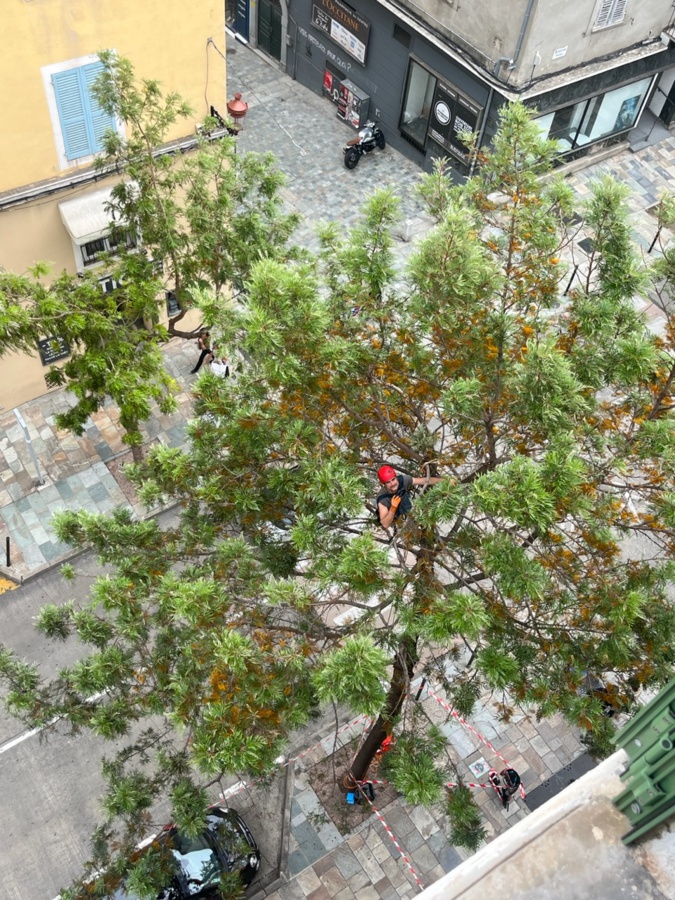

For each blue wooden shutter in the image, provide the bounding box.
[52,67,91,160]
[83,62,116,152]
[52,62,116,161]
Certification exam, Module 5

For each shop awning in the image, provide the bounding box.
[58,184,119,244]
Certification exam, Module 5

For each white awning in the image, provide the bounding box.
[58,184,118,244]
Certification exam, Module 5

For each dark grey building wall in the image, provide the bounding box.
[287,0,499,173]
[284,0,675,175]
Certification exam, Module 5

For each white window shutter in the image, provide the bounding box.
[611,0,628,24]
[596,0,627,28]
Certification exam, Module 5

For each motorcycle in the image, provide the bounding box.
[343,122,386,169]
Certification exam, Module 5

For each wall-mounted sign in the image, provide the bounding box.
[552,46,568,59]
[434,100,451,126]
[311,0,370,65]
[37,335,70,366]
[428,82,481,163]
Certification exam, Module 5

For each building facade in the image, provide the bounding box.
[0,0,226,410]
[237,0,675,177]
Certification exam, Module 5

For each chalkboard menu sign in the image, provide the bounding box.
[37,335,70,366]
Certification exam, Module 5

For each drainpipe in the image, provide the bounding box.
[510,0,538,69]
[469,86,494,176]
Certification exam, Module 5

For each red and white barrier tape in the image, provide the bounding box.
[422,682,526,799]
[356,783,425,892]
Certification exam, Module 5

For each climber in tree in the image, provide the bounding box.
[376,465,443,529]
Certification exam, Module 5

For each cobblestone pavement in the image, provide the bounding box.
[0,339,197,576]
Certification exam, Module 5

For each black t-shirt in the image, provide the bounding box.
[377,474,414,520]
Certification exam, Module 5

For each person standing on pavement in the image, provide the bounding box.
[376,465,443,529]
[489,767,521,809]
[191,330,212,374]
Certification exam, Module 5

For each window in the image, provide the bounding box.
[534,76,652,155]
[399,59,481,166]
[43,55,119,167]
[166,291,180,317]
[400,61,437,150]
[81,231,136,267]
[99,275,122,294]
[595,0,627,28]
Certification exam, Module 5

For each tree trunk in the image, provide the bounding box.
[342,528,435,789]
[343,633,418,788]
[131,442,145,464]
[131,436,145,463]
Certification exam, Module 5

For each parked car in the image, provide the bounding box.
[112,806,260,899]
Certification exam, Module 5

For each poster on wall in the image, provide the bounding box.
[428,82,482,163]
[311,0,370,65]
[614,95,640,131]
[323,67,341,105]
[448,97,481,159]
[428,83,457,148]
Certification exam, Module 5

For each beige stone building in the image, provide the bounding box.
[0,0,227,410]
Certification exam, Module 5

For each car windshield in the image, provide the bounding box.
[171,832,221,893]
[210,813,250,873]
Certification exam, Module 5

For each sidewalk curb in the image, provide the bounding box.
[250,759,296,899]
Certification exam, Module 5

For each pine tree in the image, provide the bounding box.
[2,103,675,895]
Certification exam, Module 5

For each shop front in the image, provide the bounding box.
[288,0,495,174]
[399,58,484,175]
[286,0,675,178]
[533,75,655,158]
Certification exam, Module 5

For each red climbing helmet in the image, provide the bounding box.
[377,465,397,484]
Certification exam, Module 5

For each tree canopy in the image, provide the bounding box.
[0,53,298,458]
[3,103,675,896]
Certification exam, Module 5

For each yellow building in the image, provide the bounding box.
[0,0,227,409]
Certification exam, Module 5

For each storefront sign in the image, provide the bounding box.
[311,0,370,65]
[37,335,70,366]
[428,82,481,163]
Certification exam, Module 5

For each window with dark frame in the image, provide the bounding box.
[534,75,652,156]
[399,58,481,169]
[81,231,137,267]
[98,275,121,294]
[399,60,436,152]
[166,291,180,317]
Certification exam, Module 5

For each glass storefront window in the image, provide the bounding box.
[534,76,652,154]
[400,61,437,149]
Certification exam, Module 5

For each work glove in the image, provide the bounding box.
[390,495,402,510]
